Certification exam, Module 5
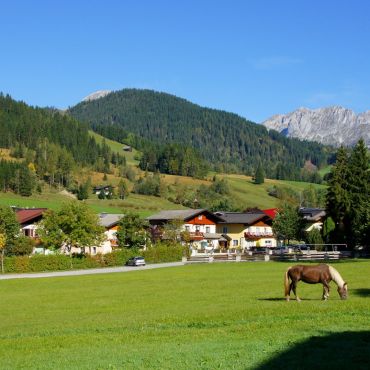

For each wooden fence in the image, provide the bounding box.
[186,250,355,263]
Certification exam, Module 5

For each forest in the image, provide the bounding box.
[0,94,124,192]
[69,88,332,181]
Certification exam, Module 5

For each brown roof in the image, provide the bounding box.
[147,209,223,223]
[15,208,47,224]
[214,211,268,225]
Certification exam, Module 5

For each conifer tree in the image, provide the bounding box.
[347,139,370,247]
[326,146,351,243]
[254,163,265,184]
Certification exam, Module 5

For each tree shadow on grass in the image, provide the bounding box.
[256,331,370,370]
[352,288,370,297]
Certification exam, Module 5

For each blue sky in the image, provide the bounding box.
[1,0,369,122]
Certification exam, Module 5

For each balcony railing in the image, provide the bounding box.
[244,231,274,239]
[189,231,204,241]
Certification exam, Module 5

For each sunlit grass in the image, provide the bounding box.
[0,261,368,369]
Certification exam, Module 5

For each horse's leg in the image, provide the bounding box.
[322,281,330,300]
[286,281,293,301]
[292,281,301,302]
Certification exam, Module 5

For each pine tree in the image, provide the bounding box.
[347,139,370,247]
[326,146,351,244]
[254,163,265,184]
[18,164,34,196]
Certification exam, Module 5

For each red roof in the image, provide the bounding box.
[16,208,47,224]
[262,208,278,220]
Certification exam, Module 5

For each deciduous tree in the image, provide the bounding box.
[116,212,148,249]
[272,203,302,245]
[38,202,104,263]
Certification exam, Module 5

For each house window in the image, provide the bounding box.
[198,215,203,220]
[196,225,200,232]
[206,226,210,233]
[185,225,190,231]
[223,227,228,234]
[81,247,85,254]
[93,247,97,254]
[233,240,238,246]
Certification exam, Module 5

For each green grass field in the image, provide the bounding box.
[89,130,140,166]
[0,190,185,217]
[1,261,369,369]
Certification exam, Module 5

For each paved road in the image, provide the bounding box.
[0,262,185,280]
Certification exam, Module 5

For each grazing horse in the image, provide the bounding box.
[284,264,348,301]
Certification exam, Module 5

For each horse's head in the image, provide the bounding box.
[337,282,348,300]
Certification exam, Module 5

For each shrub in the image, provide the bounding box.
[143,243,184,263]
[2,244,183,273]
[10,236,35,256]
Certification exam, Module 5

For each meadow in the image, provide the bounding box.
[0,261,369,369]
[0,171,326,217]
[0,189,185,217]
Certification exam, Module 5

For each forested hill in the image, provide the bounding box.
[0,93,115,170]
[69,89,330,180]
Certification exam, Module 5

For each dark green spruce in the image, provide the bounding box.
[69,89,330,181]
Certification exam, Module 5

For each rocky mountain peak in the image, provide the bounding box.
[262,106,370,147]
[82,90,112,102]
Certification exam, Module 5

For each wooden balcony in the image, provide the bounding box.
[244,231,274,240]
[189,231,204,241]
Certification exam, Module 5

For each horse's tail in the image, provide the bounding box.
[284,267,291,297]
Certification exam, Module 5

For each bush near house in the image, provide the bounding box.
[2,244,184,273]
[143,243,186,263]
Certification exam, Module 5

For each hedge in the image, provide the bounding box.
[2,243,185,274]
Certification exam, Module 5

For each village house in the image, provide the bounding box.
[15,207,47,239]
[122,145,132,152]
[97,213,124,253]
[299,207,326,232]
[14,208,47,254]
[147,209,228,253]
[93,185,114,197]
[214,210,277,251]
[12,207,124,255]
[65,213,124,255]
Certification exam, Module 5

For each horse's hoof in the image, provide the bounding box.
[296,298,301,302]
[286,298,290,302]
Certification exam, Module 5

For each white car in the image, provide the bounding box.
[125,256,146,266]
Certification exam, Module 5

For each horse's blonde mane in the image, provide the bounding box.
[328,265,345,288]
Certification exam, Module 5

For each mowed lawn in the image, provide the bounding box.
[1,261,369,369]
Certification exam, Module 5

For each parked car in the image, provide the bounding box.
[125,256,146,266]
[293,245,310,253]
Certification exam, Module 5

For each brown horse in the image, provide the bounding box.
[284,264,348,301]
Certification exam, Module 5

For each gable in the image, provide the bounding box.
[16,208,47,225]
[186,214,216,225]
[253,220,271,227]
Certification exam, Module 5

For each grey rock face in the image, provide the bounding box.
[262,106,370,147]
[82,90,112,102]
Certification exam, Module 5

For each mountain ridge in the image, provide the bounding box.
[262,106,370,147]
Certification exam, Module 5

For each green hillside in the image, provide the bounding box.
[69,89,331,181]
[0,94,125,195]
[88,130,139,166]
[0,174,326,216]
